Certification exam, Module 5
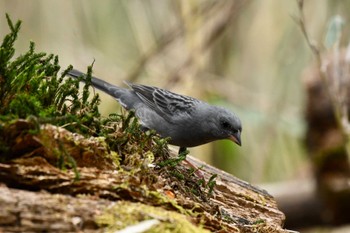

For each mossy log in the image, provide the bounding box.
[0,120,288,232]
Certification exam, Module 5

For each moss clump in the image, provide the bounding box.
[0,14,100,134]
[96,201,210,233]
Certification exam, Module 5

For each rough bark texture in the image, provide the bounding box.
[0,120,288,232]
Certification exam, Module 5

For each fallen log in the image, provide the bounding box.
[0,120,289,232]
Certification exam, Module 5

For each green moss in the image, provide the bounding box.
[96,201,210,233]
[0,15,101,135]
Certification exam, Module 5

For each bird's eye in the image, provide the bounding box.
[221,121,231,129]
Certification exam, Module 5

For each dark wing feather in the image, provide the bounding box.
[127,83,199,120]
[126,83,155,109]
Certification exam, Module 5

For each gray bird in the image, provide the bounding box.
[67,69,242,153]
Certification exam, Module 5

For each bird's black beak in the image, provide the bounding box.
[229,131,241,146]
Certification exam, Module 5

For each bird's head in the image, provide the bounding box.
[211,107,242,146]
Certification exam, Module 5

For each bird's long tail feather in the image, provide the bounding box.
[67,69,122,99]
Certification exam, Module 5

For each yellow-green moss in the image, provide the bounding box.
[96,201,209,233]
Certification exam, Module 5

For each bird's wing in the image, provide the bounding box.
[127,82,198,120]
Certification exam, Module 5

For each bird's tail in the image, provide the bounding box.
[66,69,123,99]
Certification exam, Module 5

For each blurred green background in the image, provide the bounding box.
[0,0,347,186]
